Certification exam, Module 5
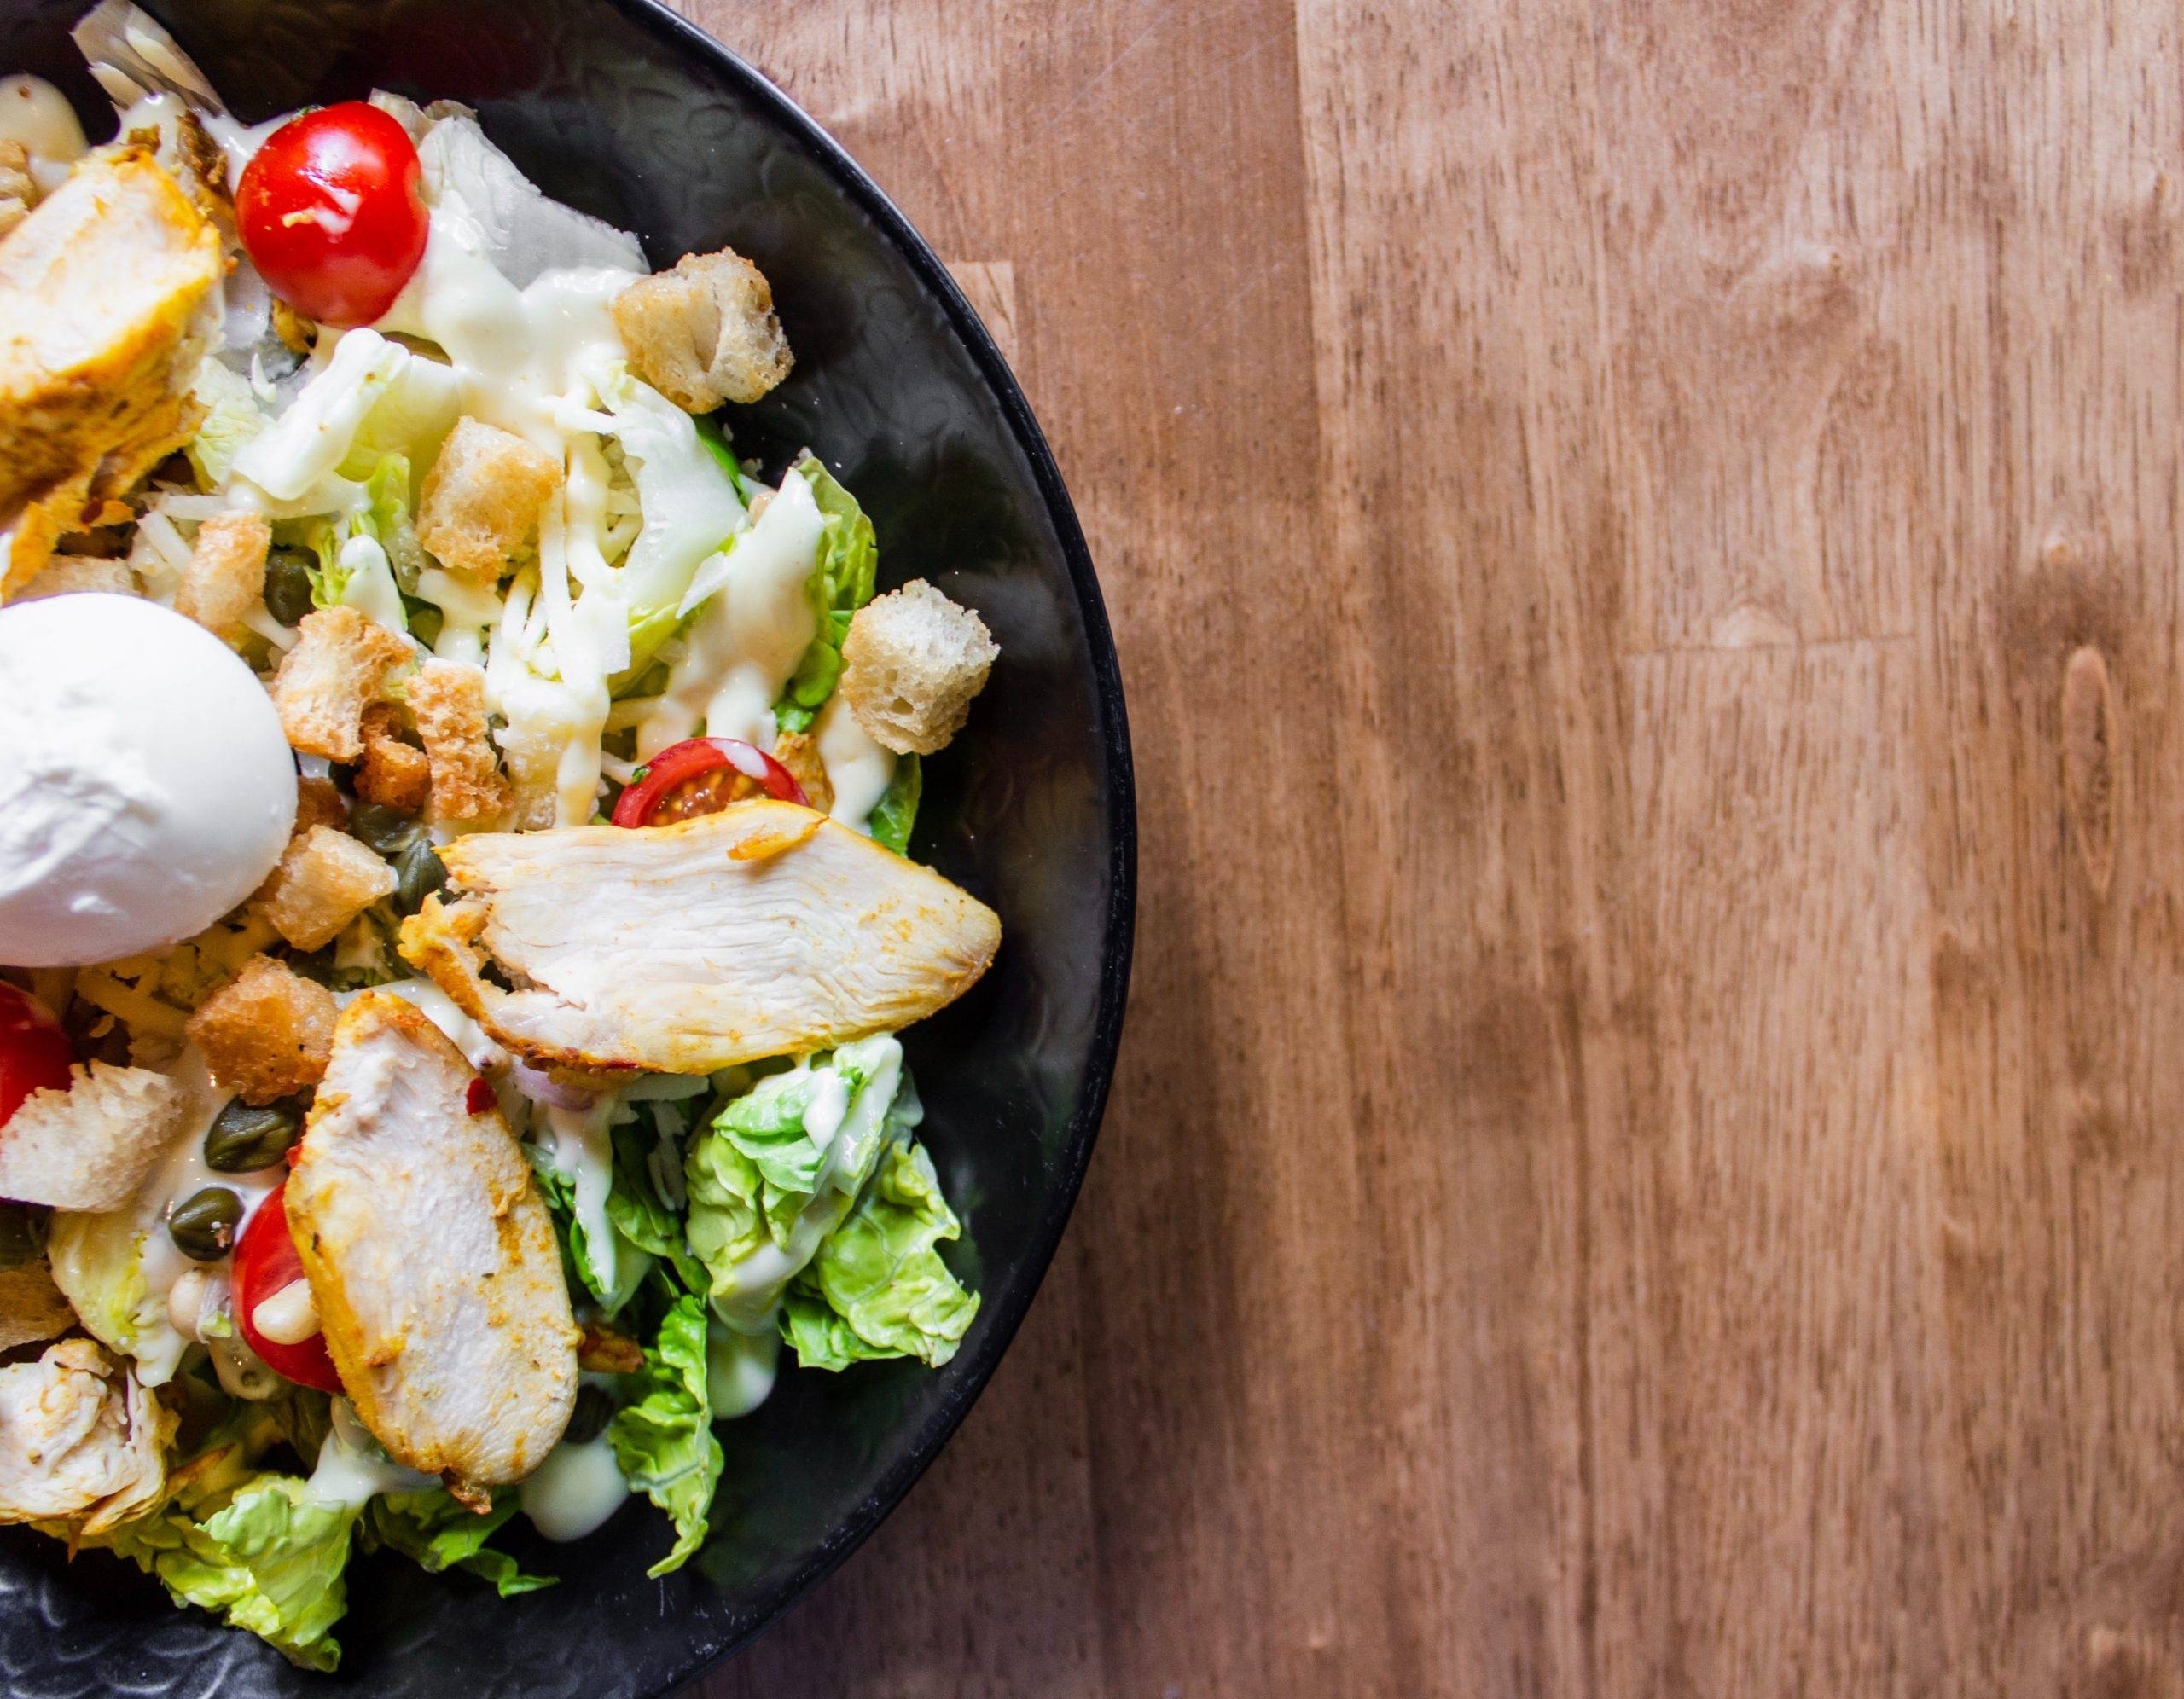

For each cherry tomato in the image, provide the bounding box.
[611,738,810,827]
[230,1176,344,1395]
[236,102,428,328]
[0,985,73,1127]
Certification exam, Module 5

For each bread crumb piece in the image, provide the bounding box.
[185,957,338,1105]
[839,579,998,755]
[611,248,793,412]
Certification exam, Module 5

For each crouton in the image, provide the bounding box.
[173,509,268,634]
[12,554,136,601]
[838,579,999,755]
[0,1064,185,1211]
[256,826,397,951]
[611,248,793,412]
[773,728,834,815]
[357,703,430,812]
[416,417,561,581]
[185,956,338,1105]
[577,1319,644,1375]
[0,142,33,241]
[270,605,411,760]
[408,659,510,821]
[0,1260,76,1353]
[294,774,347,834]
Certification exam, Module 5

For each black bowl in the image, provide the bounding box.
[0,2,1134,1692]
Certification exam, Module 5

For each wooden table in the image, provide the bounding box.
[692,1,2184,1692]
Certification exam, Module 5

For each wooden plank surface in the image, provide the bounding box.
[688,1,2184,1692]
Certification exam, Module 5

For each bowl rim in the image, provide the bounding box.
[597,0,1137,1690]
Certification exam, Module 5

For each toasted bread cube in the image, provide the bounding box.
[270,605,412,761]
[185,956,338,1105]
[0,1063,185,1211]
[294,774,347,835]
[773,728,834,815]
[256,826,396,951]
[0,1260,76,1353]
[839,579,999,755]
[357,703,430,812]
[611,249,792,412]
[408,659,509,821]
[13,554,135,601]
[417,417,561,582]
[174,510,269,633]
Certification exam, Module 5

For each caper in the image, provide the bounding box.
[166,1187,243,1262]
[393,838,446,915]
[264,547,316,626]
[349,801,421,857]
[564,1383,615,1446]
[405,602,444,648]
[204,1098,302,1173]
[0,1202,48,1272]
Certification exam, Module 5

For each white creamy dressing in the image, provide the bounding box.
[125,1051,282,1384]
[519,1434,629,1541]
[706,1041,901,1331]
[249,1277,319,1345]
[539,1098,620,1296]
[814,693,896,833]
[0,76,87,194]
[102,89,282,185]
[637,471,825,761]
[307,1398,436,1510]
[705,1321,780,1419]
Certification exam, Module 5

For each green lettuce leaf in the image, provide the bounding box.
[46,1210,184,1384]
[606,1113,708,1297]
[92,1475,361,1672]
[774,453,878,730]
[781,1136,979,1372]
[607,1293,720,1577]
[184,357,269,488]
[868,754,921,855]
[355,455,426,591]
[366,1488,555,1597]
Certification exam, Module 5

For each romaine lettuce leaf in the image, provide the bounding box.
[774,453,877,732]
[606,1293,720,1578]
[46,1209,186,1384]
[184,355,269,488]
[868,754,921,855]
[780,1136,979,1372]
[366,1487,555,1597]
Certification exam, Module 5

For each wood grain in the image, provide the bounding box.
[688,0,2184,1691]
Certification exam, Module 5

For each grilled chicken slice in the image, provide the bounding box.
[288,994,577,1495]
[0,1337,171,1534]
[0,148,221,596]
[399,801,1002,1074]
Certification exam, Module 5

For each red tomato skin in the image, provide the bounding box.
[230,1176,345,1395]
[0,985,73,1127]
[611,738,810,826]
[236,102,429,328]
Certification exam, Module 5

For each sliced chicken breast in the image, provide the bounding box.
[0,1337,171,1534]
[399,801,1002,1074]
[288,994,577,1495]
[0,148,221,595]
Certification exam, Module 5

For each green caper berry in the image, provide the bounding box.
[167,1187,243,1262]
[393,838,446,915]
[203,1098,302,1173]
[348,801,421,857]
[264,548,317,626]
[0,1203,48,1272]
[564,1383,615,1446]
[406,603,444,647]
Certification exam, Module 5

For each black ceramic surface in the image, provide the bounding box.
[0,1,1134,1692]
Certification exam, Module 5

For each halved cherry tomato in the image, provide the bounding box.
[230,1176,343,1395]
[0,985,73,1127]
[236,102,428,328]
[611,738,809,827]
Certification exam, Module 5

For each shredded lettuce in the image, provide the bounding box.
[185,355,269,488]
[232,329,410,504]
[606,1293,719,1578]
[868,754,921,855]
[774,453,878,732]
[46,1210,184,1384]
[356,455,426,591]
[781,1135,979,1371]
[366,1488,555,1597]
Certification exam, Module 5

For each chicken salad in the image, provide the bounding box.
[0,3,1002,1668]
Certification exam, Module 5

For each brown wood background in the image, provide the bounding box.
[687,0,2184,1692]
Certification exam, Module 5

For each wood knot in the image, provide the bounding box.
[2061,645,2117,898]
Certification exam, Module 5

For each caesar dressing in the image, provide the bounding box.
[539,1098,620,1297]
[307,1398,437,1509]
[0,76,87,193]
[519,1435,630,1541]
[250,1278,319,1345]
[706,1321,779,1419]
[815,693,896,832]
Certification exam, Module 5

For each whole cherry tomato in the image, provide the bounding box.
[236,102,429,328]
[0,985,73,1127]
[611,738,810,827]
[229,1176,344,1395]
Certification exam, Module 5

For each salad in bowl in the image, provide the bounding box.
[0,2,1006,1669]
